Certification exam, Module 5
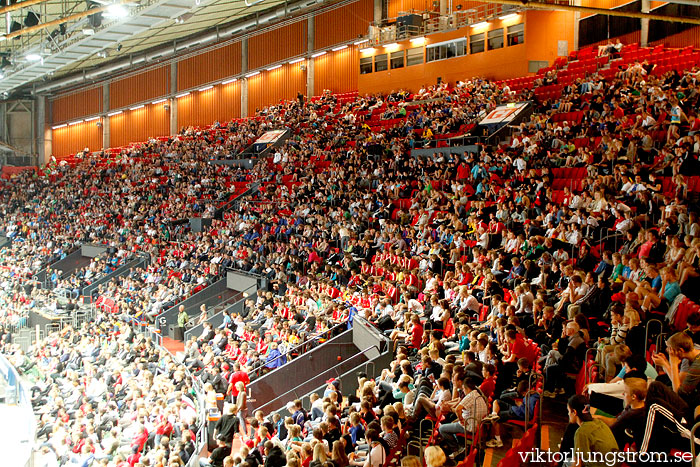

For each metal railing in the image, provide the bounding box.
[255,344,380,414]
[369,4,520,45]
[247,321,348,379]
[183,283,259,342]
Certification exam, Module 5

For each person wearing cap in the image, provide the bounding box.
[566,394,618,467]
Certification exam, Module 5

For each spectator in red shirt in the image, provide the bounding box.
[228,362,250,400]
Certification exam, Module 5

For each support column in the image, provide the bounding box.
[373,0,382,23]
[641,0,650,47]
[439,0,447,16]
[102,83,110,149]
[573,0,581,51]
[306,16,314,98]
[241,38,248,118]
[36,94,48,165]
[170,61,178,134]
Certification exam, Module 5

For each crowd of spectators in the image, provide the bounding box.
[2,41,700,467]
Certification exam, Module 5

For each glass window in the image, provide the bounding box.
[391,51,404,69]
[426,38,467,63]
[374,53,388,72]
[470,33,485,54]
[507,23,524,46]
[488,28,504,50]
[406,47,423,66]
[360,56,373,74]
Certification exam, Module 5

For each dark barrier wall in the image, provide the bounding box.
[226,270,258,291]
[157,277,230,336]
[250,317,393,414]
[248,331,361,414]
[37,245,107,285]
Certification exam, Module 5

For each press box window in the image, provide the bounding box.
[470,33,485,54]
[488,28,504,50]
[391,51,404,69]
[507,23,524,46]
[374,53,388,72]
[426,38,466,63]
[360,56,373,74]
[406,47,423,66]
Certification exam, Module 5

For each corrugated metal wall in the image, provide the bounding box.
[248,64,306,115]
[178,42,242,91]
[314,47,359,94]
[315,0,373,50]
[177,82,242,128]
[110,104,170,148]
[249,22,307,70]
[111,66,171,109]
[650,24,700,48]
[52,121,103,158]
[51,88,102,123]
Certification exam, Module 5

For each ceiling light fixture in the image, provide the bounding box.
[410,37,426,44]
[175,92,190,98]
[289,58,305,64]
[198,85,213,91]
[107,110,122,116]
[129,104,144,110]
[221,78,237,84]
[359,47,376,54]
[267,65,281,71]
[499,13,519,20]
[151,98,168,104]
[85,116,100,122]
[311,51,326,58]
[52,124,67,129]
[25,53,41,61]
[69,120,84,126]
[245,71,259,78]
[332,45,348,51]
[471,21,488,28]
[83,28,95,35]
[353,39,368,45]
[105,4,129,18]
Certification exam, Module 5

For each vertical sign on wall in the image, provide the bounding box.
[557,40,568,57]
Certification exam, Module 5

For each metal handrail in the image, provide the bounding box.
[247,320,348,377]
[254,344,380,413]
[183,283,259,342]
[645,319,664,355]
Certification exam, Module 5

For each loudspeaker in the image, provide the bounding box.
[10,21,21,33]
[24,12,40,27]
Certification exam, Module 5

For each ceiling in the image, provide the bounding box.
[0,0,314,95]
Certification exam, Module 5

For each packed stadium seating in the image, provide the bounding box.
[2,37,700,467]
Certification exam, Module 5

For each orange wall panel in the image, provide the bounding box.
[525,10,575,62]
[248,64,306,115]
[314,48,359,95]
[51,121,103,158]
[177,82,242,129]
[111,66,170,109]
[579,0,641,19]
[315,0,373,50]
[110,104,170,148]
[178,42,242,91]
[650,25,700,49]
[52,88,102,123]
[249,22,306,70]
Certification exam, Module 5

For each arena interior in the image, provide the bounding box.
[2,0,700,466]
